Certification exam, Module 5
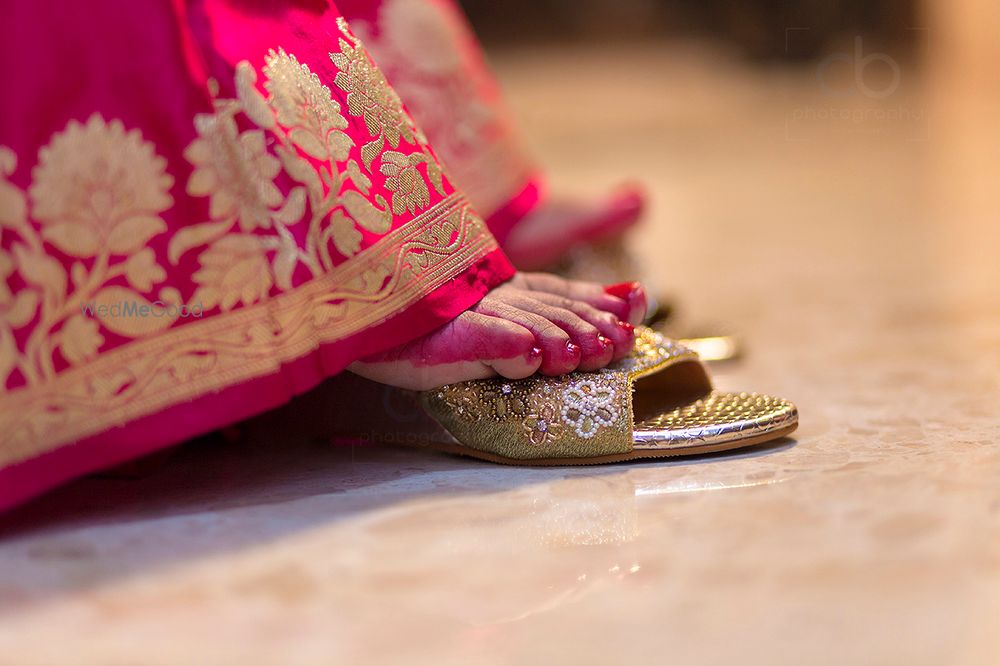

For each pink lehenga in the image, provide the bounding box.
[0,0,514,510]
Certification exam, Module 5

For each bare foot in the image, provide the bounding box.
[349,273,647,390]
[502,186,645,271]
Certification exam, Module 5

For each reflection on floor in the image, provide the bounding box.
[1,43,999,664]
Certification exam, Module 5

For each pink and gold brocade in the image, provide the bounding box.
[336,0,544,243]
[0,0,514,510]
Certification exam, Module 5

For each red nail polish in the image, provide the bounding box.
[618,321,634,335]
[527,346,543,362]
[604,281,641,300]
[612,189,643,211]
[597,335,613,348]
[565,341,581,358]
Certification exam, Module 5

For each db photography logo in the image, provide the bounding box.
[785,30,926,140]
[817,36,900,99]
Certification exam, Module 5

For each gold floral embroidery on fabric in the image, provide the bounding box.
[261,49,353,162]
[380,150,430,214]
[172,50,399,313]
[331,18,418,164]
[0,39,499,466]
[30,116,174,258]
[349,0,535,216]
[330,17,446,209]
[0,115,177,390]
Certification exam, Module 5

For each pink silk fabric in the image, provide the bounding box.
[0,0,514,511]
[336,0,544,243]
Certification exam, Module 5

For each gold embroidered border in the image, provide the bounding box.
[0,193,496,467]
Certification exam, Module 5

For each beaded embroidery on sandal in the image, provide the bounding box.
[415,327,797,465]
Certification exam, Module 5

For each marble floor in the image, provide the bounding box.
[1,44,999,665]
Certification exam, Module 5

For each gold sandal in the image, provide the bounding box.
[415,327,797,465]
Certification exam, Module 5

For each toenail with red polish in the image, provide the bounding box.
[527,346,543,362]
[618,320,635,334]
[604,281,641,300]
[565,341,581,358]
[612,190,642,210]
[598,335,613,349]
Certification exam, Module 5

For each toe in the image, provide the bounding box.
[472,298,580,375]
[502,291,616,370]
[349,311,541,389]
[454,312,542,380]
[515,272,633,321]
[602,185,645,229]
[516,290,635,361]
[603,281,648,325]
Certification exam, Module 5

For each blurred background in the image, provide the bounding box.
[455,0,999,333]
[466,0,921,61]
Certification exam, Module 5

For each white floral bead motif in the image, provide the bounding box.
[560,380,618,439]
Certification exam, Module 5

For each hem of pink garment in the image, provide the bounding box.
[484,176,546,246]
[0,249,515,514]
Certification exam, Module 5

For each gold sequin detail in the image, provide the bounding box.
[614,326,695,379]
[435,374,620,448]
[633,392,798,448]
